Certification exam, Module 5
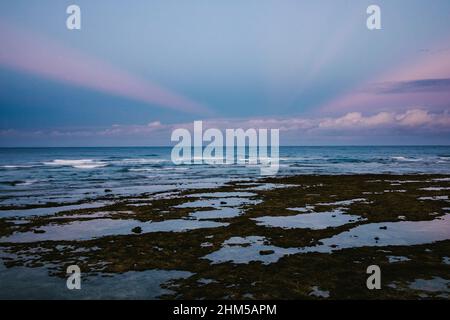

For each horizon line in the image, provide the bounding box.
[1,145,450,148]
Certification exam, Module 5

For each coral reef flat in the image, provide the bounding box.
[1,174,449,299]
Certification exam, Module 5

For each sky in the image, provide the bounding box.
[1,0,450,146]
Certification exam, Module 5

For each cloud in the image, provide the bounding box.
[202,109,450,133]
[0,21,210,115]
[315,109,450,130]
[318,112,392,129]
[366,78,450,95]
[2,109,449,146]
[320,40,450,114]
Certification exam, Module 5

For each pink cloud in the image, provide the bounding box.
[0,21,210,115]
[3,109,449,142]
[318,111,394,129]
[319,39,450,115]
[316,109,450,131]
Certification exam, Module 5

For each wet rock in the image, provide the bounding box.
[259,250,275,255]
[131,226,142,234]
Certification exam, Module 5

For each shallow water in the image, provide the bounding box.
[204,214,450,265]
[0,262,192,299]
[0,218,228,243]
[253,209,365,230]
[186,192,256,198]
[309,286,330,298]
[189,207,243,220]
[408,277,449,296]
[239,183,298,191]
[203,236,299,265]
[0,201,113,218]
[418,196,449,201]
[316,198,368,206]
[175,197,261,209]
[301,214,450,253]
[420,186,450,191]
[387,255,411,263]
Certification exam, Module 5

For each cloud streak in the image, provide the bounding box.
[0,21,210,115]
[365,78,450,95]
[320,40,450,115]
[3,109,449,145]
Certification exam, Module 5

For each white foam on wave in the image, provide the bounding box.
[391,156,422,162]
[16,180,39,186]
[129,166,188,172]
[0,165,35,169]
[116,158,168,165]
[433,178,450,182]
[43,159,107,169]
[278,156,324,161]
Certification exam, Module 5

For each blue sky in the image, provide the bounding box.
[1,0,450,146]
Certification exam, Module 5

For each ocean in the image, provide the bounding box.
[1,146,450,208]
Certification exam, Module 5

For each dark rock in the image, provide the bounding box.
[259,250,275,255]
[132,226,142,234]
